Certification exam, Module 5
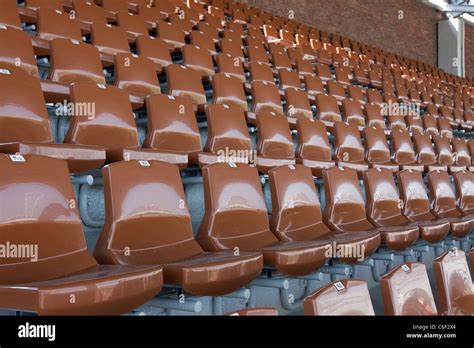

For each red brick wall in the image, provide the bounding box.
[246,0,443,67]
[466,22,474,79]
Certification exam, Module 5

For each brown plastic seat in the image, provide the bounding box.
[0,26,39,77]
[451,138,471,172]
[116,11,149,38]
[438,117,453,138]
[423,114,439,136]
[304,75,325,96]
[380,262,437,315]
[315,94,342,125]
[211,73,247,111]
[91,23,131,56]
[48,38,106,84]
[0,154,163,315]
[285,88,312,122]
[363,168,420,250]
[272,52,292,70]
[220,38,245,61]
[434,249,474,315]
[255,110,295,172]
[391,130,424,171]
[296,58,314,76]
[190,30,217,55]
[198,104,252,166]
[295,118,334,175]
[348,85,366,105]
[367,88,383,105]
[413,132,447,171]
[321,166,381,262]
[433,135,457,169]
[248,61,275,84]
[362,126,398,171]
[0,68,105,173]
[166,64,206,107]
[251,81,283,115]
[94,160,263,296]
[279,69,300,90]
[227,308,279,316]
[142,94,201,165]
[63,82,188,167]
[354,67,369,86]
[341,98,365,126]
[364,103,386,129]
[25,0,63,9]
[216,53,246,82]
[136,36,173,68]
[304,280,375,315]
[387,114,407,131]
[73,0,108,26]
[327,80,346,101]
[197,163,336,276]
[95,0,129,13]
[315,64,331,82]
[247,44,270,65]
[406,115,424,134]
[138,6,165,25]
[37,8,82,41]
[114,53,161,96]
[182,44,215,77]
[333,122,368,172]
[0,0,23,29]
[157,20,185,49]
[397,169,450,243]
[427,170,473,238]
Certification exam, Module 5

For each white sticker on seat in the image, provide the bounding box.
[401,264,410,273]
[139,160,151,167]
[9,154,25,162]
[334,282,345,291]
[0,68,11,75]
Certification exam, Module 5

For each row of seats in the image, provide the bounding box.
[231,249,474,316]
[1,153,473,313]
[2,68,474,176]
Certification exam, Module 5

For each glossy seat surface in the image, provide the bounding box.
[94,160,263,296]
[0,155,163,315]
[304,280,375,315]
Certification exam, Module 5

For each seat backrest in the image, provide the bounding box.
[211,73,247,111]
[0,154,97,285]
[64,82,139,157]
[295,118,332,162]
[114,53,161,96]
[142,94,201,157]
[216,53,245,82]
[413,132,436,165]
[0,0,22,29]
[285,88,312,119]
[322,166,367,231]
[391,129,416,164]
[25,0,63,9]
[304,75,324,96]
[37,8,82,41]
[73,0,108,25]
[451,138,471,166]
[0,67,53,143]
[304,280,375,315]
[256,110,294,159]
[333,122,365,163]
[279,68,300,90]
[453,170,474,214]
[203,104,252,156]
[97,0,129,13]
[362,126,391,165]
[397,169,431,218]
[381,262,437,315]
[0,26,39,77]
[269,164,330,241]
[248,61,275,83]
[116,11,149,37]
[91,23,131,55]
[251,81,283,115]
[49,39,105,84]
[438,117,453,138]
[166,64,206,106]
[135,35,172,67]
[363,168,404,224]
[197,163,278,251]
[342,98,365,126]
[423,114,439,136]
[433,135,454,165]
[364,103,385,128]
[434,249,473,315]
[94,160,203,265]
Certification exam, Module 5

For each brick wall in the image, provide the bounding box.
[245,0,474,78]
[466,22,474,79]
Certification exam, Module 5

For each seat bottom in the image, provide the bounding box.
[258,239,332,276]
[162,251,263,296]
[0,265,163,315]
[331,230,381,263]
[411,218,450,244]
[378,224,420,251]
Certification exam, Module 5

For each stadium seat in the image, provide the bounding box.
[36,8,82,41]
[91,23,131,56]
[216,53,246,82]
[315,94,342,126]
[197,163,334,276]
[304,280,375,315]
[251,81,283,115]
[182,44,215,77]
[391,130,424,171]
[397,169,451,243]
[0,154,163,315]
[114,52,161,96]
[0,68,105,173]
[166,64,207,107]
[427,170,474,238]
[364,168,421,250]
[332,122,368,173]
[0,26,39,77]
[211,73,248,111]
[380,263,438,315]
[135,35,173,68]
[412,132,446,171]
[0,0,22,30]
[94,160,263,296]
[362,126,398,171]
[433,249,474,315]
